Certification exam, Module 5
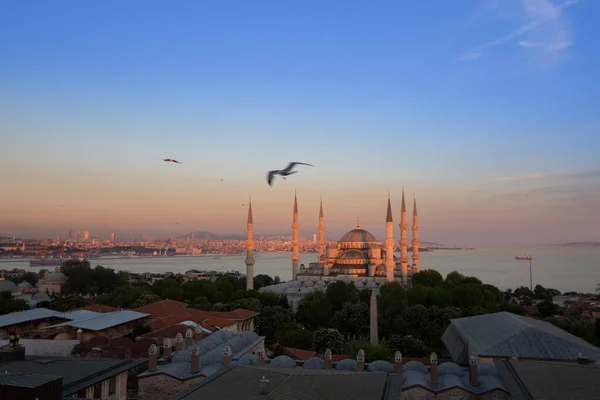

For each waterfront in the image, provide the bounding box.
[2,245,599,293]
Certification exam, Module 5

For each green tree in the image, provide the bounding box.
[20,272,39,286]
[330,302,369,336]
[230,297,262,312]
[0,291,29,315]
[536,300,559,318]
[253,274,273,290]
[407,285,432,306]
[131,293,162,308]
[411,269,444,287]
[278,328,313,350]
[325,281,359,312]
[256,305,295,345]
[377,281,408,337]
[296,291,334,330]
[61,259,94,294]
[444,271,465,285]
[312,328,344,353]
[49,294,85,312]
[387,334,426,357]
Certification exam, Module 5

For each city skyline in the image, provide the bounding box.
[2,1,600,246]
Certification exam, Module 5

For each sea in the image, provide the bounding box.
[1,246,599,293]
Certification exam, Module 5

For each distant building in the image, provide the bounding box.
[36,268,67,295]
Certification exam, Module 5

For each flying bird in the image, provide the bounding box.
[267,162,314,186]
[163,158,182,164]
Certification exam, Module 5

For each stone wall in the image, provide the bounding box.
[138,374,205,400]
[401,387,435,400]
[436,387,475,400]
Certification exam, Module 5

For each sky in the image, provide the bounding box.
[1,0,599,246]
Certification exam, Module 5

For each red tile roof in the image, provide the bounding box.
[139,324,191,340]
[282,347,317,360]
[202,318,237,332]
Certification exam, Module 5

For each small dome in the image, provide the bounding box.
[365,282,378,289]
[335,359,357,371]
[353,281,365,288]
[32,292,50,300]
[0,279,18,293]
[339,228,379,244]
[238,354,258,366]
[271,355,297,368]
[338,250,367,260]
[438,362,464,377]
[46,271,66,282]
[18,281,33,289]
[303,357,324,369]
[367,360,394,373]
[403,361,429,374]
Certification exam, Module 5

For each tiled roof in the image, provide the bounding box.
[503,359,600,400]
[75,304,119,313]
[0,308,63,328]
[442,311,600,363]
[0,358,144,396]
[0,372,61,388]
[138,324,191,339]
[46,310,150,331]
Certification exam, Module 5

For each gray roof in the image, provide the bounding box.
[170,365,390,400]
[0,357,144,396]
[0,339,79,357]
[55,310,101,321]
[0,372,61,388]
[0,308,62,328]
[139,329,265,380]
[171,360,508,400]
[442,311,600,363]
[46,310,150,331]
[500,359,600,400]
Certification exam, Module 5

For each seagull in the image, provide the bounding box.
[163,158,182,164]
[267,162,314,186]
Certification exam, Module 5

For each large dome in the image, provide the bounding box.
[340,228,379,244]
[0,278,18,293]
[46,271,66,282]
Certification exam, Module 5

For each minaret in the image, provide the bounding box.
[317,197,325,260]
[412,193,420,272]
[399,186,409,285]
[245,197,255,290]
[291,190,300,280]
[384,192,395,281]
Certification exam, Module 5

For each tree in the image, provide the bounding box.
[462,306,488,317]
[61,260,93,294]
[514,286,533,298]
[19,272,38,286]
[444,271,465,285]
[387,334,426,357]
[230,297,262,312]
[407,285,432,306]
[536,300,559,318]
[253,274,273,290]
[331,302,369,336]
[325,281,359,312]
[312,328,344,354]
[255,305,295,345]
[296,291,333,330]
[131,293,162,308]
[411,269,444,287]
[377,281,408,337]
[0,291,29,315]
[49,294,85,312]
[278,328,313,350]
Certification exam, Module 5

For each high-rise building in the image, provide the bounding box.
[110,232,115,243]
[313,234,317,243]
[68,228,73,241]
[75,232,80,242]
[83,231,90,240]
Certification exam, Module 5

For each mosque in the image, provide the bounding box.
[247,188,421,309]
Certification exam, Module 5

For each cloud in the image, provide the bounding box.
[460,0,581,61]
[489,168,600,182]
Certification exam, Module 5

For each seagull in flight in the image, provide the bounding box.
[163,158,182,164]
[267,162,314,186]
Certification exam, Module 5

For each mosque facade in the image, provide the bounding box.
[246,188,421,308]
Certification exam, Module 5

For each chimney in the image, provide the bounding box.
[324,348,332,369]
[469,353,479,386]
[223,345,232,367]
[394,351,403,375]
[429,352,438,384]
[163,338,172,358]
[356,349,365,372]
[148,344,158,371]
[257,347,265,367]
[0,333,25,362]
[185,328,194,346]
[76,329,83,341]
[260,375,270,394]
[191,346,200,373]
[174,333,184,351]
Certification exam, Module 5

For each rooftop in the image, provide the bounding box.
[0,308,63,328]
[46,310,150,331]
[442,311,600,363]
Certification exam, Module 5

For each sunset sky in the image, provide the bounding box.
[1,0,599,246]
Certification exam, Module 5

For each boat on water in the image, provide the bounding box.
[515,255,532,260]
[29,257,63,266]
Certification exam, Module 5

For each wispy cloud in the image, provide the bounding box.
[489,168,600,182]
[459,0,581,61]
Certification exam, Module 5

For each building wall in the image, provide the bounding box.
[138,374,204,400]
[479,390,510,400]
[402,387,435,400]
[437,388,475,400]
